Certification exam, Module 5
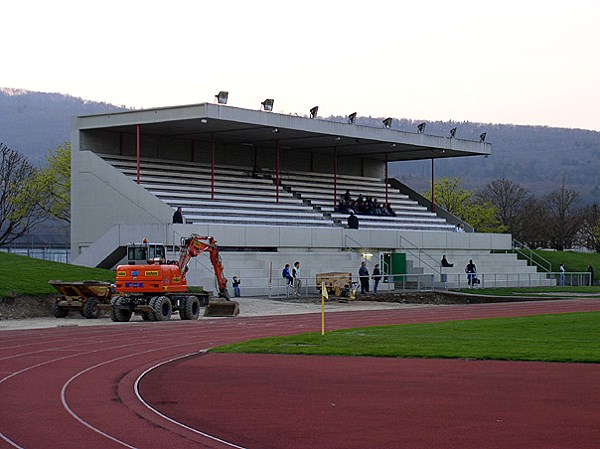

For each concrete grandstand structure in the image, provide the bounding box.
[71,103,554,294]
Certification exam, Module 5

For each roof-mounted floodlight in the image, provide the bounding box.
[215,91,228,104]
[449,127,457,138]
[479,132,487,142]
[348,112,357,124]
[310,106,319,119]
[417,122,426,133]
[272,128,279,134]
[261,99,274,111]
[382,117,393,128]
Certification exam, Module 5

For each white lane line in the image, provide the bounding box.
[134,351,247,449]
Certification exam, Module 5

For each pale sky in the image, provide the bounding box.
[3,0,600,131]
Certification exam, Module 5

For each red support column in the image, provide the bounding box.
[136,125,140,184]
[211,132,215,200]
[385,152,389,205]
[275,141,280,204]
[333,146,337,209]
[431,158,435,213]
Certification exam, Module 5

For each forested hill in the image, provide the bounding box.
[2,88,599,204]
[0,88,127,161]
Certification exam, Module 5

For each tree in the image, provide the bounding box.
[424,177,505,233]
[542,179,583,250]
[578,204,600,252]
[0,143,46,246]
[28,143,71,223]
[478,179,530,233]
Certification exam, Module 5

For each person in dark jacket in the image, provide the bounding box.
[372,263,382,293]
[172,206,184,224]
[359,261,369,294]
[348,211,359,229]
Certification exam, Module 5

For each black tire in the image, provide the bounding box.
[141,311,152,321]
[109,296,132,322]
[151,296,172,321]
[181,296,200,320]
[147,296,160,321]
[51,299,69,318]
[82,297,100,319]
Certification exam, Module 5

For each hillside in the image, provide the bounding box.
[0,88,127,162]
[2,88,599,203]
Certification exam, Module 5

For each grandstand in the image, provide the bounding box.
[71,103,554,293]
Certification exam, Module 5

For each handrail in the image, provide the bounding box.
[512,239,552,272]
[398,235,442,275]
[342,233,380,270]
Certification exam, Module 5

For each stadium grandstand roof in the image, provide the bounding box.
[76,103,491,162]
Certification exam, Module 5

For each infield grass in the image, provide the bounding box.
[212,312,600,363]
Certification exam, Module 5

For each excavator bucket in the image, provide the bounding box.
[204,299,240,317]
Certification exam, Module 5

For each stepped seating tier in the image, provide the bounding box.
[100,154,453,232]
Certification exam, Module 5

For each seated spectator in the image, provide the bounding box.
[441,255,454,267]
[347,211,359,229]
[337,198,349,214]
[343,190,352,203]
[386,203,395,216]
[377,203,388,216]
[172,206,185,223]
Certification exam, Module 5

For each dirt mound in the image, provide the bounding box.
[0,296,53,320]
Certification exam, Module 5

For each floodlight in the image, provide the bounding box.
[310,106,319,119]
[348,112,357,124]
[479,132,487,142]
[449,127,457,138]
[261,99,274,111]
[272,128,279,134]
[382,117,393,128]
[417,122,426,133]
[215,91,228,104]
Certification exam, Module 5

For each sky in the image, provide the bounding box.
[3,0,600,131]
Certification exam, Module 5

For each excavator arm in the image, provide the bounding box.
[178,234,229,299]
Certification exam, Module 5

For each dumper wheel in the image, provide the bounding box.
[110,296,132,322]
[83,297,100,319]
[152,296,172,321]
[180,296,200,320]
[51,299,68,318]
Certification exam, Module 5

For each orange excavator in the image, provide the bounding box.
[108,234,239,322]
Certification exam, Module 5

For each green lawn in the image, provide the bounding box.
[523,250,598,279]
[212,312,600,363]
[453,286,600,296]
[0,252,114,297]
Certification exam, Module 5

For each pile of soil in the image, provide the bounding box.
[0,296,53,320]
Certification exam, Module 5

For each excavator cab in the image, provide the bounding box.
[127,241,166,265]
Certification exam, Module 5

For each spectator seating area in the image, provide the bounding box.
[100,154,454,231]
[273,170,455,231]
[100,155,334,227]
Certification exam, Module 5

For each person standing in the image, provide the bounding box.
[359,261,369,294]
[372,263,382,294]
[559,263,565,286]
[588,263,595,286]
[282,263,293,286]
[465,259,477,288]
[232,276,241,297]
[347,211,359,229]
[292,261,302,298]
[172,206,185,224]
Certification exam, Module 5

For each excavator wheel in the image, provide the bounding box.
[146,296,160,321]
[180,296,200,320]
[110,296,132,322]
[82,297,100,319]
[151,296,172,321]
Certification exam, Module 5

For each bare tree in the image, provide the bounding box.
[0,143,46,246]
[478,179,530,233]
[542,178,583,250]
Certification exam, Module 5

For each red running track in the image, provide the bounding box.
[1,299,599,449]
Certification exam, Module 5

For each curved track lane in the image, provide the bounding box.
[1,299,599,449]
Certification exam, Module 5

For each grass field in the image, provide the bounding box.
[0,252,114,297]
[454,286,600,296]
[515,249,599,279]
[212,312,600,363]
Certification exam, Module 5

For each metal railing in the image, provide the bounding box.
[0,247,70,263]
[512,240,552,272]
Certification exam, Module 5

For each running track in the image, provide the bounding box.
[1,299,599,449]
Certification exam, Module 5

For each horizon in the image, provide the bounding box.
[3,1,600,133]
